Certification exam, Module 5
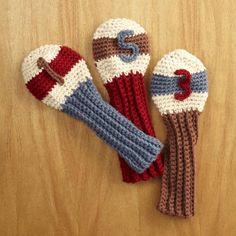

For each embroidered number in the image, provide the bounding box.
[174,69,192,101]
[117,30,139,62]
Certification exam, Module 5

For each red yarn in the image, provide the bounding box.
[26,46,82,100]
[174,69,192,101]
[49,46,82,76]
[26,70,57,100]
[105,71,164,183]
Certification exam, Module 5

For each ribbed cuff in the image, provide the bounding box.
[158,111,198,217]
[104,72,164,182]
[62,79,163,174]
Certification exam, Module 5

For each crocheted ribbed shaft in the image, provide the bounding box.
[159,111,199,217]
[22,44,163,174]
[151,49,208,217]
[93,18,164,183]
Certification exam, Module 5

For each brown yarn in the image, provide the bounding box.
[158,110,199,217]
[37,57,64,85]
[92,33,149,61]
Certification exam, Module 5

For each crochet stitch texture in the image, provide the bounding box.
[151,49,208,217]
[22,44,163,174]
[93,18,164,183]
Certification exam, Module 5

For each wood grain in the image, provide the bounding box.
[0,0,236,235]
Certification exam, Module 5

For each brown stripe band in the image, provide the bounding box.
[92,33,149,61]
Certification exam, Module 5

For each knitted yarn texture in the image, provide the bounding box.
[22,44,163,174]
[151,49,208,217]
[93,18,164,183]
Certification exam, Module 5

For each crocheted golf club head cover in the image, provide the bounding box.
[22,44,163,174]
[151,49,208,217]
[92,18,164,183]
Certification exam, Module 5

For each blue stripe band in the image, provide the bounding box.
[151,71,208,96]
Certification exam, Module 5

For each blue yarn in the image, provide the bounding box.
[151,71,208,96]
[62,79,163,173]
[117,30,139,62]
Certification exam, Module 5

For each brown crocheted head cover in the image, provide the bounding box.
[151,49,208,217]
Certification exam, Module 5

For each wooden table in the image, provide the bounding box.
[0,0,236,235]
